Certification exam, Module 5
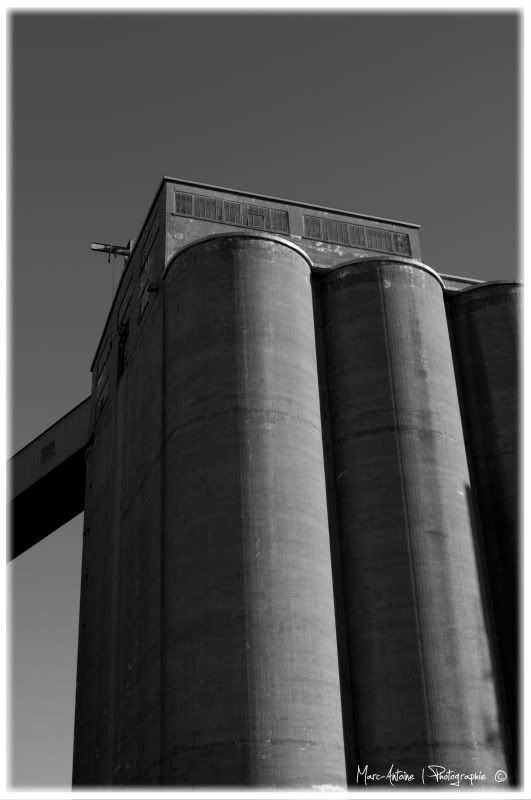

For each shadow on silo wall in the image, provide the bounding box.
[321,259,507,786]
[448,284,521,784]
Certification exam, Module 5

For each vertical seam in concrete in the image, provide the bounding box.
[108,378,122,782]
[159,282,167,783]
[510,290,521,783]
[312,274,356,784]
[72,445,93,784]
[377,270,435,764]
[234,249,252,782]
[158,281,167,785]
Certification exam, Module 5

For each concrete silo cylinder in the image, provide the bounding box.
[448,282,520,781]
[162,234,346,787]
[320,258,507,786]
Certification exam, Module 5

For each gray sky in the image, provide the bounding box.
[8,10,519,787]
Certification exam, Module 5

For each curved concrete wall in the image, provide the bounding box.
[448,282,520,781]
[320,259,507,784]
[162,235,346,787]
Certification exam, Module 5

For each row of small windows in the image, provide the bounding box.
[174,190,290,235]
[175,190,410,258]
[303,215,411,257]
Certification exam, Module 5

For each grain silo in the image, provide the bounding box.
[8,179,519,788]
[447,282,520,782]
[319,258,506,782]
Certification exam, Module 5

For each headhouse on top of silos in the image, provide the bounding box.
[87,177,481,417]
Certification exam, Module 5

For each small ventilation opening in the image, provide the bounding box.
[117,320,129,381]
[41,441,56,462]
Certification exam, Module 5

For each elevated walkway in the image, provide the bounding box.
[8,397,92,559]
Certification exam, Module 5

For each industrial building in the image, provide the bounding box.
[9,178,520,787]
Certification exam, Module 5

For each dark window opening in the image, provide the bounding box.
[139,280,150,318]
[304,215,322,239]
[174,191,193,216]
[95,379,109,418]
[393,232,411,256]
[118,284,132,326]
[242,205,270,230]
[41,441,56,462]
[349,224,367,248]
[97,340,112,378]
[322,218,350,245]
[95,342,111,418]
[117,320,129,381]
[194,194,224,222]
[223,200,241,225]
[143,222,160,262]
[269,209,290,234]
[139,227,159,321]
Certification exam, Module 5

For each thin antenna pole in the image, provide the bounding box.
[90,241,132,303]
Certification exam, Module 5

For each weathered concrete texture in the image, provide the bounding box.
[73,275,165,785]
[162,235,346,787]
[72,405,119,784]
[320,259,507,785]
[448,283,520,782]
